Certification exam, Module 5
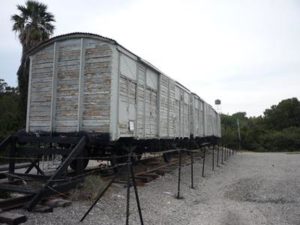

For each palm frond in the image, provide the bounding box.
[11,0,55,49]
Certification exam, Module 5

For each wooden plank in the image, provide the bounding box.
[78,38,85,132]
[26,57,33,132]
[0,212,27,225]
[50,42,58,132]
[16,136,80,144]
[45,198,71,208]
[16,147,71,156]
[0,184,38,194]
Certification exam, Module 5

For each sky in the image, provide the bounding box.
[0,0,299,116]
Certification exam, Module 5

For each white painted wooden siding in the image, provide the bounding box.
[28,38,113,134]
[158,74,169,137]
[27,34,220,140]
[28,45,54,131]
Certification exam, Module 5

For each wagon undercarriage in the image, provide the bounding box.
[0,131,219,211]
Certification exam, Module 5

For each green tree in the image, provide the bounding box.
[11,0,55,121]
[0,79,8,93]
[221,98,300,151]
[0,79,21,141]
[264,98,300,130]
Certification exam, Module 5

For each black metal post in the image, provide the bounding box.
[8,136,16,182]
[202,148,206,177]
[130,162,144,225]
[221,146,224,164]
[126,153,131,225]
[217,145,220,167]
[190,150,194,189]
[212,145,215,171]
[177,149,182,199]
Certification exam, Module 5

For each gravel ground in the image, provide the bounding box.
[14,151,300,225]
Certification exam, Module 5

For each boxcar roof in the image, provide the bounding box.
[26,32,216,111]
[26,32,167,74]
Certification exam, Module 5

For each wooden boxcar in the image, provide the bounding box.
[26,32,221,156]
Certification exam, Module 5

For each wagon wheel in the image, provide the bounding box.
[70,148,89,172]
[70,158,89,172]
[163,152,172,163]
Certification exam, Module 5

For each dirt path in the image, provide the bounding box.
[16,151,300,225]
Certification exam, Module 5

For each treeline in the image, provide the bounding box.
[222,98,300,151]
[0,79,23,141]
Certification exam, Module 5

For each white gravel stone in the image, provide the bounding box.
[13,151,300,225]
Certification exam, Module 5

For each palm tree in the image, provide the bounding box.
[11,0,55,121]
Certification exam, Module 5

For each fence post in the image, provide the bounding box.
[212,145,215,171]
[217,145,220,167]
[176,149,183,199]
[190,150,194,189]
[202,147,206,177]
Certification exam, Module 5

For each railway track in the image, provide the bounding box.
[107,150,205,186]
[0,149,206,213]
[0,147,233,225]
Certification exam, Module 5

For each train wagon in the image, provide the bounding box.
[0,32,223,211]
[21,32,220,164]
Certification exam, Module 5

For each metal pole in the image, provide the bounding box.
[130,162,144,225]
[126,153,131,225]
[237,118,241,151]
[212,145,215,171]
[202,148,206,177]
[190,150,194,189]
[177,149,182,199]
[80,176,116,222]
[221,146,224,164]
[8,137,16,182]
[217,145,220,167]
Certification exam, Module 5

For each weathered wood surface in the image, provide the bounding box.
[0,212,27,225]
[28,38,112,133]
[27,34,220,139]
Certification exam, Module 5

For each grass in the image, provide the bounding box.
[69,175,106,202]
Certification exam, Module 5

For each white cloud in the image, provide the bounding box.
[0,0,299,116]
